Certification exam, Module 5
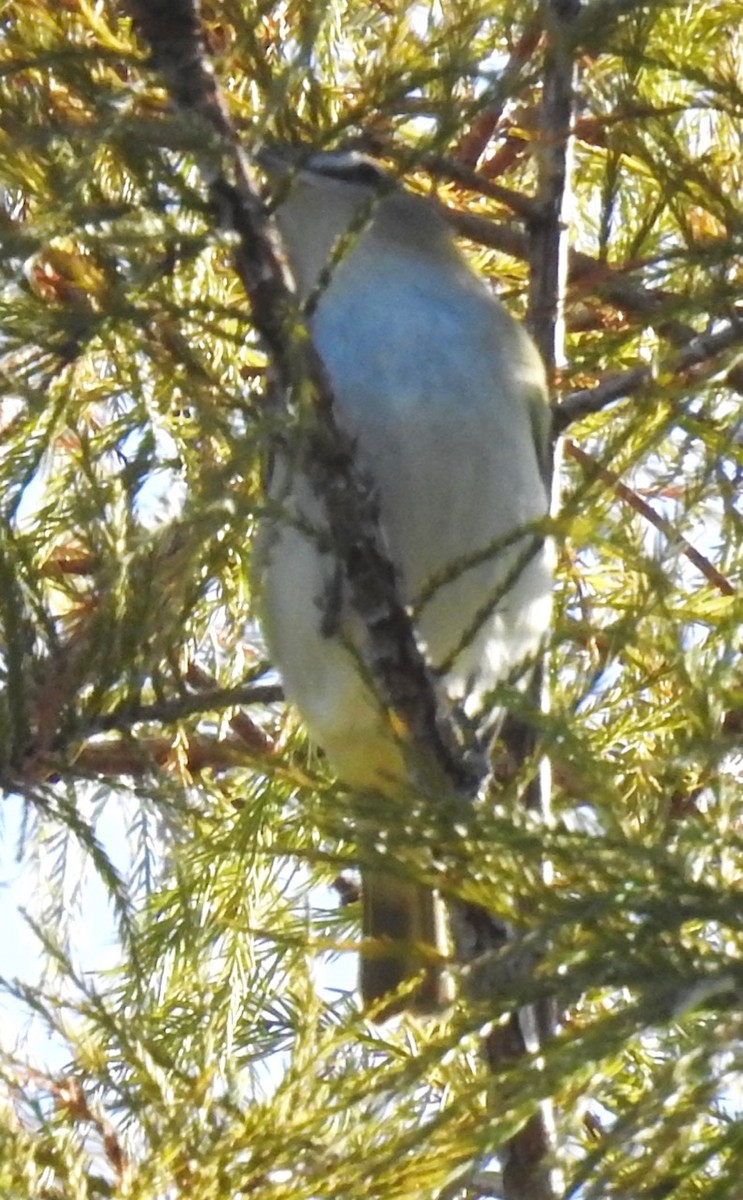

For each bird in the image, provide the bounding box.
[256,148,553,1018]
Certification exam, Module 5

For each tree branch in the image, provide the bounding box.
[454,18,543,170]
[83,679,283,740]
[124,0,473,796]
[480,2,581,1197]
[554,311,743,431]
[43,732,257,781]
[564,440,736,596]
[443,204,686,329]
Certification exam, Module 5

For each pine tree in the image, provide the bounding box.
[0,2,741,1198]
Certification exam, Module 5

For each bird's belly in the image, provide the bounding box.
[259,269,553,786]
[259,380,551,788]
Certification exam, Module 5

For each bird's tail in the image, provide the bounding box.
[360,873,454,1019]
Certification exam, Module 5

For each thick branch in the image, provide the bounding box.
[485,4,581,1198]
[124,0,473,795]
[525,2,577,370]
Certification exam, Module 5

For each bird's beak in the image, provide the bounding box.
[254,144,287,176]
[254,144,309,178]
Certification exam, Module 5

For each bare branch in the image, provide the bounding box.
[411,151,540,222]
[45,733,257,780]
[564,440,736,596]
[83,680,283,740]
[484,3,580,1197]
[554,312,743,431]
[184,663,279,755]
[454,20,542,169]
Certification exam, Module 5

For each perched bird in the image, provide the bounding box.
[257,149,553,1017]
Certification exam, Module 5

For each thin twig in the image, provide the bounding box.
[554,312,743,431]
[83,681,283,737]
[564,440,736,596]
[454,19,543,169]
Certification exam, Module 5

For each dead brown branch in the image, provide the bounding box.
[564,440,736,596]
[49,732,254,780]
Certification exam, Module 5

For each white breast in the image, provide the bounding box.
[259,233,552,788]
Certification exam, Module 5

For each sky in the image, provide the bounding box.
[1,789,132,1072]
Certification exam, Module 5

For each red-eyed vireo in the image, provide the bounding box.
[257,149,553,1018]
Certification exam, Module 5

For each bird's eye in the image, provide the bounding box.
[315,158,389,189]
